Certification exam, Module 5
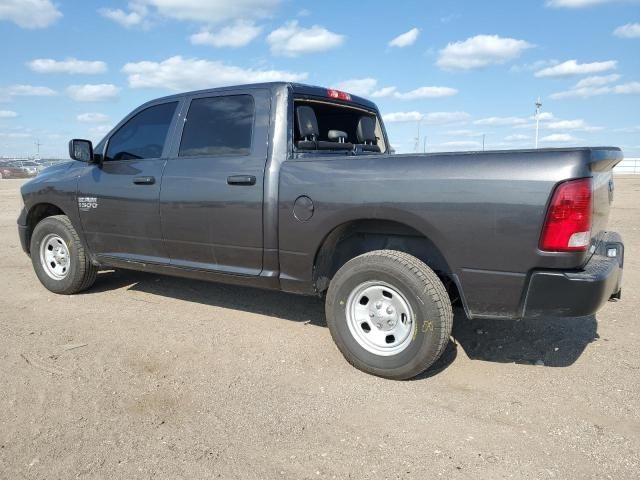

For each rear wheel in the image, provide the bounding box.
[30,215,97,294]
[326,250,453,380]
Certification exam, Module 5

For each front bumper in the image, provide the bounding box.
[17,207,29,254]
[522,232,624,318]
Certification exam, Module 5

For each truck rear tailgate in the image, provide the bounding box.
[588,147,623,260]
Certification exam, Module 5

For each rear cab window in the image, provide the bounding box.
[292,96,387,155]
[179,95,254,157]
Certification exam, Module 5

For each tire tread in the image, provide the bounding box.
[326,249,453,379]
[31,215,97,294]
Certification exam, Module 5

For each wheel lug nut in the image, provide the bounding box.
[386,306,394,314]
[375,302,382,309]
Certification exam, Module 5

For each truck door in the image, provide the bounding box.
[77,100,181,263]
[159,89,270,275]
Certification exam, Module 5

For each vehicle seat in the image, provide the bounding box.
[296,105,318,149]
[326,130,353,150]
[296,106,352,151]
[357,116,381,152]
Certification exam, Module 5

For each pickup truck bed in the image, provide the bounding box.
[278,146,623,319]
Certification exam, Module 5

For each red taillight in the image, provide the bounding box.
[540,178,592,252]
[327,89,352,101]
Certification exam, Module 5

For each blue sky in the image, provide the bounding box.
[0,0,639,157]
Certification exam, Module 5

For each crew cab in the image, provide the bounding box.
[18,82,624,379]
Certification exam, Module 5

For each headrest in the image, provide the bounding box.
[328,130,348,142]
[296,106,318,139]
[357,116,376,144]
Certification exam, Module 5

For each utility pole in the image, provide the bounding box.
[423,136,427,153]
[414,118,421,153]
[34,139,42,159]
[482,134,486,151]
[535,97,542,149]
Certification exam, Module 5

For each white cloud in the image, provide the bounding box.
[550,79,640,99]
[383,111,423,123]
[333,78,379,96]
[546,0,618,7]
[535,59,617,77]
[473,116,527,126]
[575,74,621,87]
[267,21,345,57]
[394,86,458,100]
[615,81,640,94]
[190,20,262,48]
[439,140,481,148]
[615,125,640,133]
[99,7,146,28]
[77,113,110,123]
[505,134,530,141]
[100,0,281,28]
[371,86,397,98]
[0,110,17,118]
[540,133,580,142]
[89,125,113,138]
[140,0,279,23]
[422,112,471,124]
[66,84,120,102]
[546,119,602,131]
[614,22,640,38]
[0,0,61,29]
[0,84,58,100]
[122,56,307,90]
[383,111,470,124]
[389,28,420,48]
[510,59,559,73]
[333,79,457,100]
[436,34,533,71]
[28,58,107,75]
[445,129,485,137]
[0,131,31,138]
[536,112,555,121]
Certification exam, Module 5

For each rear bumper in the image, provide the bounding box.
[522,232,623,318]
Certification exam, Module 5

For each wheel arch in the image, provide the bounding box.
[23,203,68,254]
[312,218,457,298]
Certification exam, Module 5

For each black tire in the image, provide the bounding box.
[326,250,453,380]
[30,215,97,294]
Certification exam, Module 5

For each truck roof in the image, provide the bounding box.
[147,82,379,112]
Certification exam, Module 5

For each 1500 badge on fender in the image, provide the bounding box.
[78,197,98,211]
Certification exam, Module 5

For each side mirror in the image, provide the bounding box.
[68,139,95,163]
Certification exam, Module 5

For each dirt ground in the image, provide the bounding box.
[0,177,638,480]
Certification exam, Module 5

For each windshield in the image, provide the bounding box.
[293,99,386,153]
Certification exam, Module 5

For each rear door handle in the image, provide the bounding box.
[133,176,155,185]
[227,175,256,186]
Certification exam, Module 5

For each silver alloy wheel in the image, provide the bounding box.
[346,281,416,356]
[40,233,70,280]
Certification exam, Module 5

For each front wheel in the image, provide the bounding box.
[326,250,453,380]
[30,215,97,294]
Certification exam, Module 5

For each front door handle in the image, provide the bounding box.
[227,175,256,186]
[133,176,155,185]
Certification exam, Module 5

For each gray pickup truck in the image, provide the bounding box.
[17,82,624,379]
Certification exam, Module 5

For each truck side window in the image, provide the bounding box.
[179,95,254,157]
[106,102,178,161]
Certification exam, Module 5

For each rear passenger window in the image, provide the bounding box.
[179,95,254,157]
[106,102,177,161]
